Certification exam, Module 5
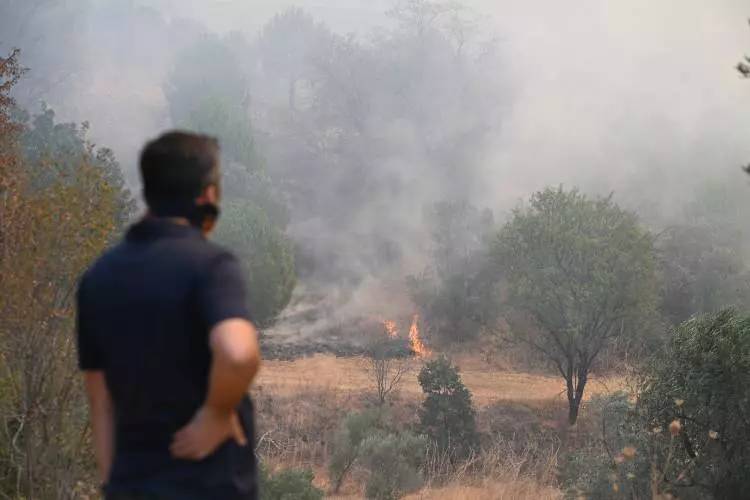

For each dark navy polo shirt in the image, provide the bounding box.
[76,218,257,500]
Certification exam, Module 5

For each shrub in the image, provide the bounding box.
[259,464,324,500]
[328,409,384,492]
[639,309,750,499]
[560,393,651,499]
[360,432,427,500]
[417,356,479,461]
[563,311,750,500]
[328,409,427,498]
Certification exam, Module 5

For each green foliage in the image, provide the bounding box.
[328,409,426,497]
[0,52,130,497]
[166,34,289,229]
[494,187,659,423]
[638,310,750,499]
[561,393,652,499]
[565,311,750,499]
[360,432,427,500]
[19,105,135,227]
[329,409,384,491]
[417,356,479,460]
[215,199,296,327]
[659,225,750,324]
[408,201,499,343]
[659,181,750,324]
[166,35,260,170]
[259,463,324,500]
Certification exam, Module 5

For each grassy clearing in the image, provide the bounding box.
[253,353,625,498]
[255,353,625,407]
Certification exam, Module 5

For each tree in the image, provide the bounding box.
[252,4,506,294]
[166,35,297,327]
[257,7,331,111]
[659,180,750,324]
[408,201,499,342]
[166,35,260,171]
[417,356,479,460]
[214,199,296,328]
[494,187,659,424]
[638,310,750,499]
[365,336,411,406]
[0,51,132,496]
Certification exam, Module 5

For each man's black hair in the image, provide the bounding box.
[140,131,220,215]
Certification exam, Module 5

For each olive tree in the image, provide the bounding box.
[493,187,659,424]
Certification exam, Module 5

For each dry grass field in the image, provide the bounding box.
[254,353,625,499]
[255,353,625,409]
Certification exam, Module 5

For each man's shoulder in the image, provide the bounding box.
[183,238,241,270]
[81,236,239,284]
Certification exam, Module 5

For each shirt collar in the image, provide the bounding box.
[126,217,203,242]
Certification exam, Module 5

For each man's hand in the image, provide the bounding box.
[170,407,247,460]
[171,318,259,461]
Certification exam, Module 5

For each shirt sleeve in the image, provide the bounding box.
[198,252,252,329]
[76,274,104,371]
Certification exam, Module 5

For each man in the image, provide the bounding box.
[76,131,261,499]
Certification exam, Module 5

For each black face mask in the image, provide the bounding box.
[149,198,221,229]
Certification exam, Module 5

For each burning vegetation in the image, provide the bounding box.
[381,315,431,358]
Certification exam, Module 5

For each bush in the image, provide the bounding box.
[259,464,324,500]
[328,409,427,498]
[560,393,651,499]
[417,356,479,461]
[563,311,750,500]
[639,309,750,499]
[329,409,385,492]
[360,432,427,500]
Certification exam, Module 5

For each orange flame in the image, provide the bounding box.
[383,320,398,338]
[408,314,431,357]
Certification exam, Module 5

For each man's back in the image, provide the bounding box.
[78,218,257,499]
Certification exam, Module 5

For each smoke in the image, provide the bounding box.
[3,0,749,338]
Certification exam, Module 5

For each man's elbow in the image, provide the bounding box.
[223,343,261,373]
[211,319,261,374]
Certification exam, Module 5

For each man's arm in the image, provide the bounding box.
[170,318,260,460]
[84,371,114,484]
